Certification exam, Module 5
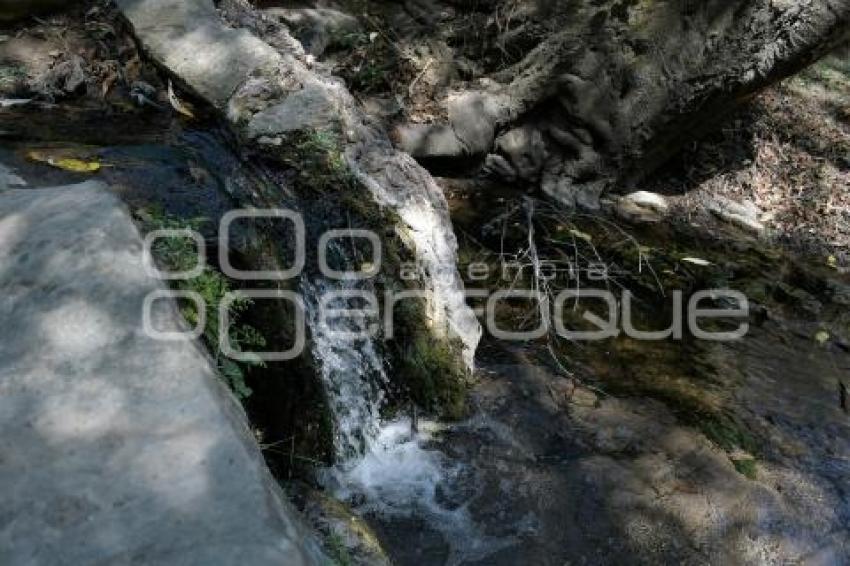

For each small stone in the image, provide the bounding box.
[615,191,669,224]
[705,195,765,235]
[494,126,546,182]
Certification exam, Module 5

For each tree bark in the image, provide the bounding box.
[422,0,850,208]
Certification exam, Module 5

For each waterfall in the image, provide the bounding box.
[303,246,507,565]
[303,276,388,461]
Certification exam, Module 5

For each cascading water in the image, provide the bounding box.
[303,276,389,460]
[302,247,515,565]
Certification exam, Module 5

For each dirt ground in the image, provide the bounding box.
[647,49,850,266]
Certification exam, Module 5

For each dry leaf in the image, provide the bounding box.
[168,80,195,119]
[53,158,102,173]
[26,151,101,173]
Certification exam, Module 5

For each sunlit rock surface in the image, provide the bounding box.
[0,182,323,565]
[117,0,482,371]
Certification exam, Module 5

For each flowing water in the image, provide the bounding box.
[303,275,389,459]
[301,241,516,564]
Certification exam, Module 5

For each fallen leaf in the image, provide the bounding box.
[681,257,712,267]
[827,255,838,269]
[53,158,101,173]
[168,80,195,119]
[26,151,101,173]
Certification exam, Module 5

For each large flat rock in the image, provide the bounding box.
[0,182,322,565]
[116,0,282,106]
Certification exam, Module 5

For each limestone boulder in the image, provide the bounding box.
[0,181,324,565]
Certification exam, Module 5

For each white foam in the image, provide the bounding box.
[304,277,388,459]
[328,417,517,566]
[304,264,516,563]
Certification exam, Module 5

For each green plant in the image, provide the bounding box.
[325,532,354,566]
[141,209,266,399]
[694,412,759,455]
[285,129,357,193]
[328,30,369,52]
[732,458,758,480]
[350,61,389,93]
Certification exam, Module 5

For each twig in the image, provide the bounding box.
[408,58,433,98]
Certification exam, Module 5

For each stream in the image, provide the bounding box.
[2,101,849,565]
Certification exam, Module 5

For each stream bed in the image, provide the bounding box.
[2,101,849,565]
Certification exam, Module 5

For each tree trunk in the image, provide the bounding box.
[401,0,850,208]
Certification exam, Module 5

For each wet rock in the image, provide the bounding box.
[615,191,670,224]
[827,280,850,307]
[263,7,361,57]
[773,282,823,316]
[120,0,481,372]
[494,125,546,182]
[482,153,517,183]
[296,487,392,566]
[0,182,324,565]
[705,195,766,235]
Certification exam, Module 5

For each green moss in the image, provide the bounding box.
[337,180,471,419]
[693,412,759,455]
[570,334,760,455]
[283,129,357,194]
[138,209,266,400]
[630,376,759,454]
[732,458,758,480]
[388,297,469,420]
[282,129,470,419]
